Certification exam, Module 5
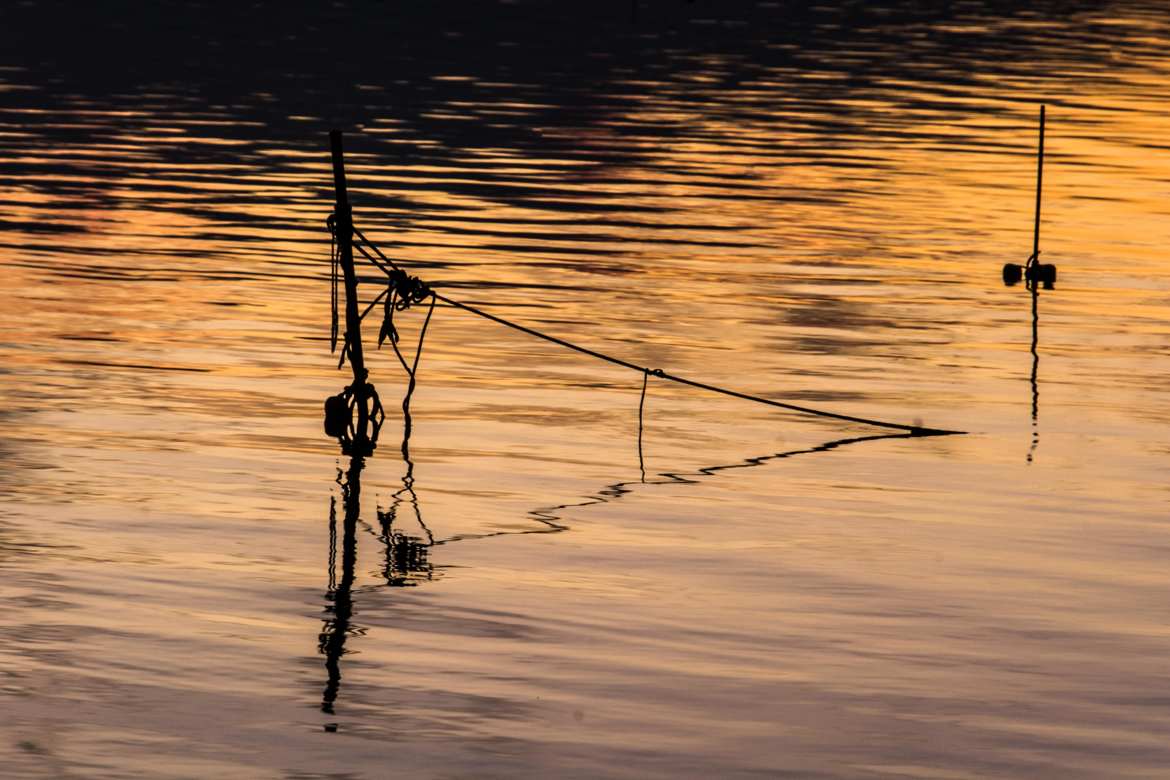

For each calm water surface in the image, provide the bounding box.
[2,1,1169,777]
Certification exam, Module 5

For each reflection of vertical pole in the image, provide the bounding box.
[1029,287,1039,463]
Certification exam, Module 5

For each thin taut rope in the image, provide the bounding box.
[344,223,964,437]
[434,293,960,436]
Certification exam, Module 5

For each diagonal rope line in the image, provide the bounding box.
[344,226,964,437]
[353,226,401,272]
[353,240,396,277]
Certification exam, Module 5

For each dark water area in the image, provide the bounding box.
[2,1,1170,777]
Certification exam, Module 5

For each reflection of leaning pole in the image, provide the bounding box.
[318,447,433,716]
[324,130,436,457]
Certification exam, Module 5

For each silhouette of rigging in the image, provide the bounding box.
[531,430,922,527]
[324,129,962,440]
[313,128,968,717]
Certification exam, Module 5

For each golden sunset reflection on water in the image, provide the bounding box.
[2,1,1170,777]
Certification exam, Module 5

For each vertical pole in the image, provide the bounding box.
[1031,105,1045,267]
[1028,106,1044,461]
[330,130,367,389]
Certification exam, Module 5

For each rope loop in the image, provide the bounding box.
[388,268,431,311]
[378,269,432,350]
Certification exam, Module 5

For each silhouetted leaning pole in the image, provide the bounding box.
[323,130,384,456]
[322,130,965,445]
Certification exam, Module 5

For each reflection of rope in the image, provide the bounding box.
[330,220,963,437]
[530,431,915,529]
[1028,279,1040,464]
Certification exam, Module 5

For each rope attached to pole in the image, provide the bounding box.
[433,292,959,435]
[332,222,963,437]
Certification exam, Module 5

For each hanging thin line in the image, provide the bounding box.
[638,369,649,482]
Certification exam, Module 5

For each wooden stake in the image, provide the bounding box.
[329,130,367,388]
[1031,105,1045,266]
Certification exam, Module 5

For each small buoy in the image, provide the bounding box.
[324,393,350,438]
[1002,263,1023,286]
[1038,263,1057,289]
[1025,263,1058,290]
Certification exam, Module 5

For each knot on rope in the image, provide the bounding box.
[388,268,431,310]
[647,368,665,378]
[379,268,433,349]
